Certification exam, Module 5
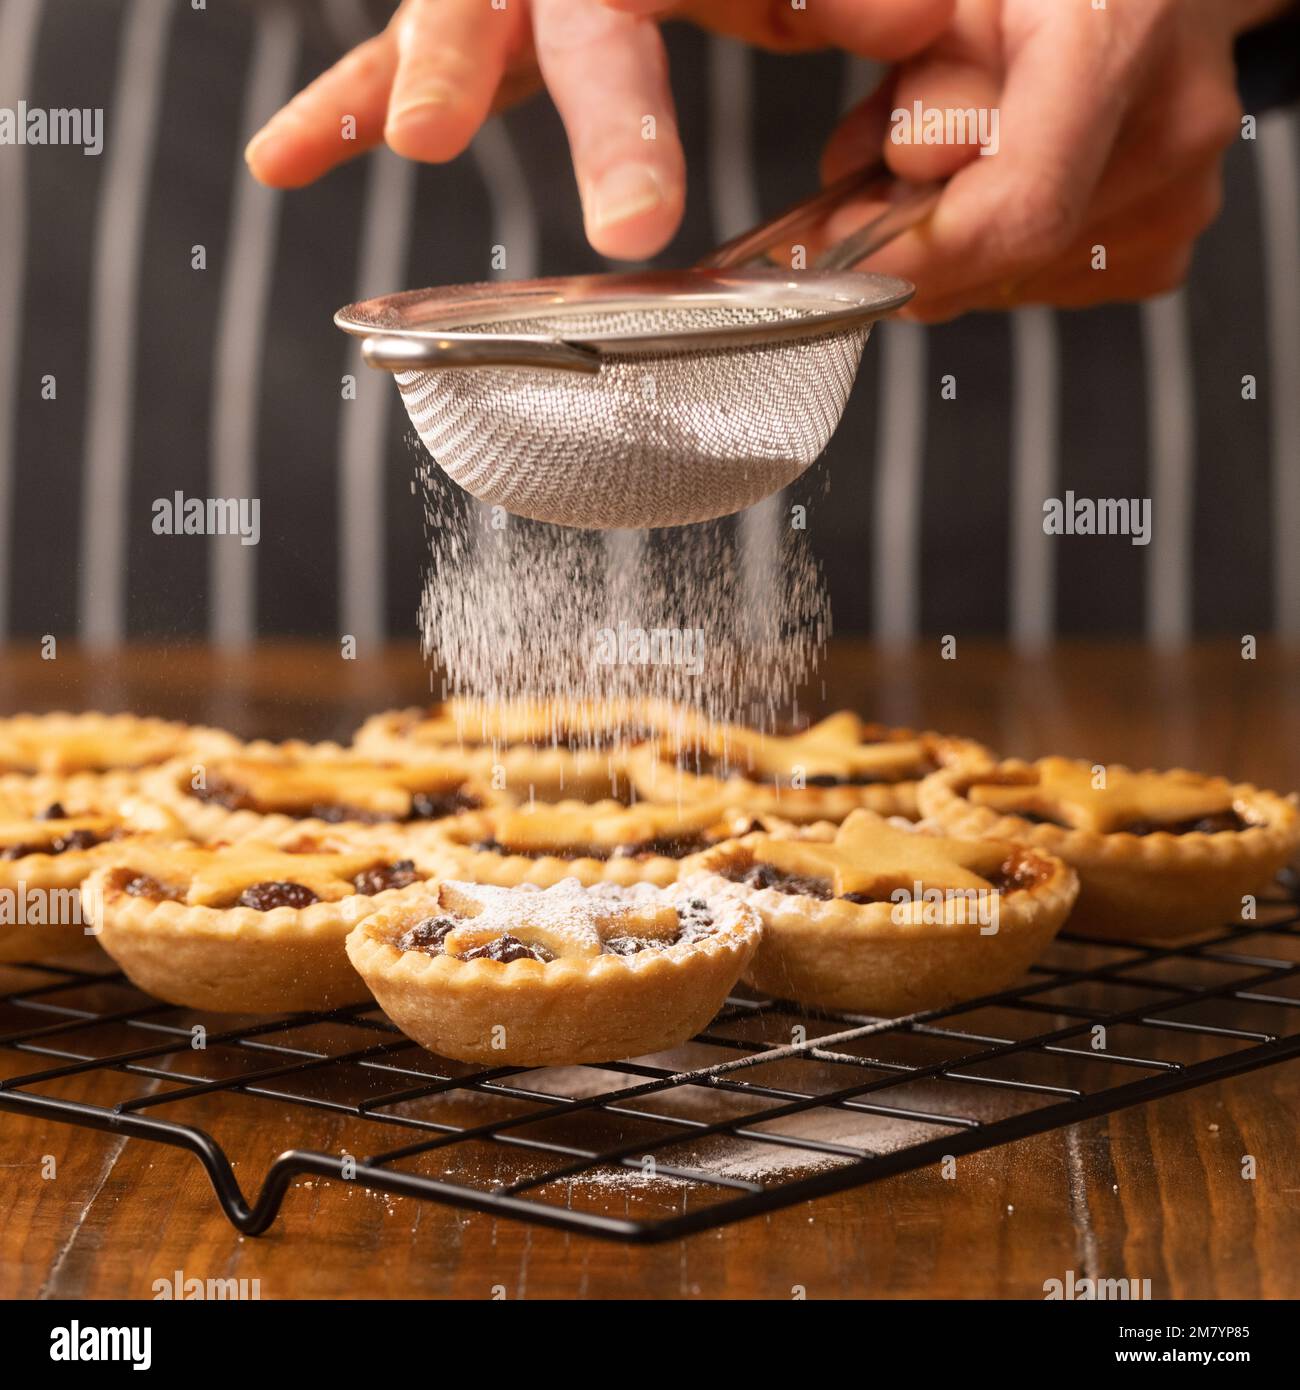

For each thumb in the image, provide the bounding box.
[883,58,1004,182]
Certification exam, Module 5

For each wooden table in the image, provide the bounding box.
[1,640,1297,1300]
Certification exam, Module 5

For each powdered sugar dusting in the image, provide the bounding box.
[431,876,753,946]
[415,450,830,740]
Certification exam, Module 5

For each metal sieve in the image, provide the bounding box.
[335,161,938,530]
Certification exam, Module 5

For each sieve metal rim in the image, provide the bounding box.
[334,268,912,372]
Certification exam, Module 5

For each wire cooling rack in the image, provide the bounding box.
[2,877,1299,1243]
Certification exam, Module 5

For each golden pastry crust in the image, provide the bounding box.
[139,740,503,843]
[353,698,699,801]
[0,711,238,778]
[424,797,779,888]
[82,832,441,1012]
[684,810,1079,1014]
[629,711,991,822]
[346,877,761,1066]
[0,775,182,963]
[917,756,1300,942]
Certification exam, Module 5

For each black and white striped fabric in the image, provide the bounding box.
[0,0,1296,647]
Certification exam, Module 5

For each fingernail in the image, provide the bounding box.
[386,85,459,135]
[588,163,666,232]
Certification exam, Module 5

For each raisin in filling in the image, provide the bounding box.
[1,827,110,860]
[985,854,1046,893]
[395,900,715,961]
[191,777,255,812]
[398,915,457,954]
[410,789,482,821]
[352,860,421,895]
[236,881,319,911]
[461,934,553,964]
[726,862,836,900]
[681,748,933,787]
[192,778,480,824]
[469,836,606,861]
[456,724,653,752]
[1116,810,1249,836]
[1005,809,1068,828]
[300,791,482,823]
[968,788,1250,837]
[729,855,1044,903]
[805,762,936,787]
[467,832,717,861]
[121,872,174,900]
[602,935,654,955]
[674,897,716,938]
[614,833,716,859]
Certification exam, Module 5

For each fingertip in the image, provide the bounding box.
[585,197,682,260]
[583,162,683,260]
[883,136,981,184]
[384,93,479,163]
[243,131,276,184]
[243,129,309,189]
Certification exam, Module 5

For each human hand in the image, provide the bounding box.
[817,0,1289,320]
[244,0,955,260]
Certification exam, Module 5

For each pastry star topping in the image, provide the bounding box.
[749,809,998,897]
[967,757,1235,835]
[429,880,681,960]
[402,699,565,747]
[205,756,470,818]
[398,697,663,747]
[721,713,927,782]
[120,844,407,907]
[488,798,743,853]
[0,716,184,774]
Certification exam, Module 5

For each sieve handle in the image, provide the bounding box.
[698,158,941,273]
[360,332,602,374]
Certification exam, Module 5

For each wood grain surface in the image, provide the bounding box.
[1,639,1297,1300]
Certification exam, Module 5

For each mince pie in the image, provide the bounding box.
[346,877,761,1065]
[917,756,1300,941]
[629,712,989,823]
[425,797,779,888]
[141,740,500,842]
[83,832,438,1012]
[0,712,238,778]
[353,698,696,802]
[685,809,1078,1014]
[0,775,181,962]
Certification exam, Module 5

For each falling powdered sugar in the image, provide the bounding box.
[415,445,831,739]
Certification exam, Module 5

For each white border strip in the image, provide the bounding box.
[840,55,883,111]
[707,35,758,240]
[470,117,539,534]
[209,6,299,646]
[872,320,926,640]
[1258,110,1300,638]
[340,149,415,643]
[321,0,372,50]
[78,0,174,647]
[473,117,538,282]
[708,37,785,596]
[0,0,43,640]
[1141,290,1194,645]
[1010,307,1058,649]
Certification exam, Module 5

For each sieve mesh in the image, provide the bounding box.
[393,304,869,529]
